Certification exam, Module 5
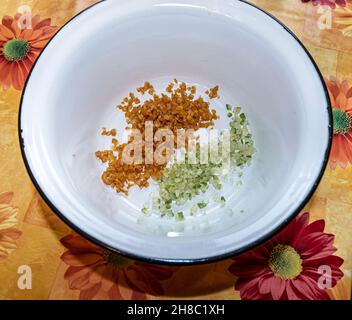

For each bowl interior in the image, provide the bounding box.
[20,0,330,262]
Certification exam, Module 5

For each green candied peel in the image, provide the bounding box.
[145,105,256,218]
[220,196,226,207]
[176,212,184,221]
[228,106,256,167]
[153,147,221,217]
[197,201,207,209]
[141,206,149,215]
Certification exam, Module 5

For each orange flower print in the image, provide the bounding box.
[335,2,352,36]
[327,272,351,300]
[60,234,176,300]
[0,13,57,91]
[0,192,22,259]
[326,77,352,169]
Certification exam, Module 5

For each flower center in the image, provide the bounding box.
[102,251,134,268]
[333,108,352,135]
[268,244,302,280]
[3,39,30,62]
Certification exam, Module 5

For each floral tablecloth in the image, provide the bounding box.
[0,0,351,300]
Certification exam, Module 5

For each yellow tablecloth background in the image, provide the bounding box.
[0,0,351,300]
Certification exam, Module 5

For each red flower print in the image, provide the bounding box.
[301,0,347,8]
[60,234,175,300]
[228,213,344,300]
[0,13,57,91]
[326,77,352,169]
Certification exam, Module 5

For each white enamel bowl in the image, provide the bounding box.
[19,0,332,264]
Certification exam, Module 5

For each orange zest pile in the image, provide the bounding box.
[96,80,219,195]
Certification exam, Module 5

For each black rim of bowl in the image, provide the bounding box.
[18,0,333,265]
